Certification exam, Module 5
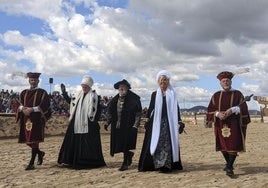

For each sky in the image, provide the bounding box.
[1,0,268,110]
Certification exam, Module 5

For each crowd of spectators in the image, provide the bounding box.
[0,89,114,120]
[1,89,147,119]
[49,91,70,116]
[0,89,20,113]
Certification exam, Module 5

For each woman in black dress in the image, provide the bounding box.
[138,70,184,172]
[57,75,106,169]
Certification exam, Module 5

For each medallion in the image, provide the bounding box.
[221,124,231,138]
[25,120,33,131]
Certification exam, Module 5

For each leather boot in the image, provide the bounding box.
[222,152,230,171]
[226,155,236,178]
[127,151,134,166]
[37,150,45,165]
[119,153,128,171]
[25,148,37,170]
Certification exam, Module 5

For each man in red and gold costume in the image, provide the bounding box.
[16,72,51,170]
[206,71,250,178]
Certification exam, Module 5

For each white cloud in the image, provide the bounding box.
[0,0,64,19]
[1,0,268,109]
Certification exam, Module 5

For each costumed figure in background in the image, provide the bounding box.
[57,75,106,169]
[16,72,52,170]
[206,71,251,178]
[105,79,142,171]
[138,70,185,173]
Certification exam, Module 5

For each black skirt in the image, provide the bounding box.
[58,119,106,169]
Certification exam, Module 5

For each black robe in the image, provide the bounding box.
[107,90,142,156]
[138,91,183,171]
[57,92,106,169]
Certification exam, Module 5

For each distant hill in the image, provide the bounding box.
[181,106,260,115]
[181,106,207,112]
[189,106,207,111]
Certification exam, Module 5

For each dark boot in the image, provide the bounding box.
[25,148,37,170]
[37,149,45,165]
[159,166,172,173]
[222,152,230,171]
[127,151,134,166]
[119,153,128,171]
[226,155,236,178]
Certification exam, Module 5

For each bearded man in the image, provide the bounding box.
[206,71,251,178]
[105,79,142,171]
[16,72,51,170]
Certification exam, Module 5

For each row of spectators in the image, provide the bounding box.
[49,91,114,120]
[0,89,20,113]
[0,89,114,120]
[1,89,147,119]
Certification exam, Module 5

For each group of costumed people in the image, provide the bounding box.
[16,69,250,178]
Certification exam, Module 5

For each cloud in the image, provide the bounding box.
[0,0,268,110]
[0,0,64,19]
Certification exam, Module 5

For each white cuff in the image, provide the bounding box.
[19,105,23,111]
[33,106,40,112]
[231,106,240,115]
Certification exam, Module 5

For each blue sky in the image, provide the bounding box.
[1,0,268,110]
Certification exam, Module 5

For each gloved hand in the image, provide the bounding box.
[104,124,110,131]
[178,121,185,134]
[61,83,66,93]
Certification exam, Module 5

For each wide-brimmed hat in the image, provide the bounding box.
[114,79,131,89]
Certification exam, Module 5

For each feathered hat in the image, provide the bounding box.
[217,71,234,81]
[27,72,41,78]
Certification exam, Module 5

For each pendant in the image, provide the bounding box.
[25,120,33,131]
[221,124,231,138]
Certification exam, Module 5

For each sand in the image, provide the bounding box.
[0,117,267,188]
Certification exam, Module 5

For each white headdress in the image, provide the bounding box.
[156,70,171,82]
[81,75,93,87]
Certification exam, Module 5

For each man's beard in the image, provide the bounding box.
[119,90,127,97]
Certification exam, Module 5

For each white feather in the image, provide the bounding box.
[234,68,250,75]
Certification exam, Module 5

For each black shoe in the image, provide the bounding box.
[128,151,134,166]
[223,165,233,171]
[226,168,235,178]
[159,167,172,173]
[119,163,128,171]
[25,164,35,170]
[37,151,45,165]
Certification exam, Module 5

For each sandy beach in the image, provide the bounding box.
[0,116,267,188]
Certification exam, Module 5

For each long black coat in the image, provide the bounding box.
[107,90,142,156]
